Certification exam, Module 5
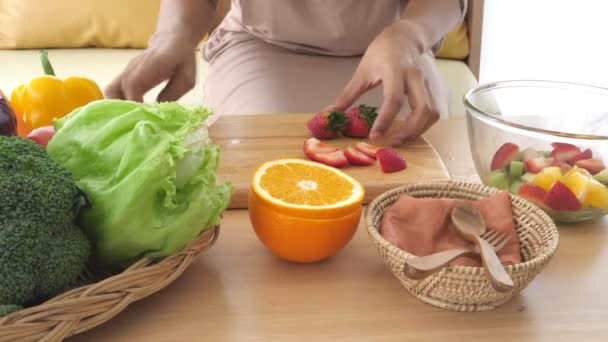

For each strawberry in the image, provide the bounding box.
[309,150,349,168]
[377,148,407,173]
[574,158,606,175]
[544,181,583,211]
[342,104,378,138]
[344,145,375,165]
[491,143,520,171]
[306,110,348,139]
[354,141,381,159]
[518,183,547,208]
[303,138,338,160]
[550,143,581,163]
[570,148,593,164]
[525,157,555,173]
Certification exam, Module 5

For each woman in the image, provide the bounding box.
[106,0,466,146]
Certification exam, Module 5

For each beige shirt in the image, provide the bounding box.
[204,0,466,63]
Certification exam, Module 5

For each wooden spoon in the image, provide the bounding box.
[451,202,514,292]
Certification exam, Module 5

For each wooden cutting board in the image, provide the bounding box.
[209,114,450,209]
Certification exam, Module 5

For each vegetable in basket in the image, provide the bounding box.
[47,100,232,270]
[0,137,90,316]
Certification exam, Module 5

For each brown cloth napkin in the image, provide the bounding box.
[381,191,521,267]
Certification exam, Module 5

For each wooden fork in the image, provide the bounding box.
[403,230,511,280]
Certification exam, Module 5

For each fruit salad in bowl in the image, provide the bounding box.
[464,80,608,223]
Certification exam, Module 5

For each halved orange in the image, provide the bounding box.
[249,159,364,263]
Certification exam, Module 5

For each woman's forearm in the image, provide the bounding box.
[154,0,218,47]
[399,0,465,53]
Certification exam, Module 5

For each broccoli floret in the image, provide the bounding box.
[0,136,90,316]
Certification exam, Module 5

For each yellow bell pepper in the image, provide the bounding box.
[11,51,103,132]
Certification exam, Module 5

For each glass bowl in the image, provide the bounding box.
[464,80,608,223]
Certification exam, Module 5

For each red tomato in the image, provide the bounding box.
[27,125,55,148]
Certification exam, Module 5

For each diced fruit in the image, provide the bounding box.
[539,150,552,158]
[308,150,349,168]
[574,158,606,175]
[306,111,348,139]
[509,180,523,194]
[563,165,592,178]
[533,166,562,191]
[556,162,573,174]
[344,145,375,165]
[593,169,608,185]
[584,180,608,210]
[343,105,378,138]
[550,142,581,163]
[354,141,381,159]
[521,172,536,183]
[303,138,338,159]
[525,157,555,174]
[376,148,407,173]
[560,170,589,200]
[509,161,525,179]
[521,148,540,161]
[518,183,547,208]
[571,148,593,163]
[489,169,509,190]
[491,143,520,171]
[544,181,582,211]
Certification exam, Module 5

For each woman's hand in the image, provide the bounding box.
[328,21,449,146]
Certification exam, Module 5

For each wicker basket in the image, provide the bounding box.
[0,225,219,342]
[366,181,559,312]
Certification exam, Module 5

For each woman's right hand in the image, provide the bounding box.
[105,28,198,102]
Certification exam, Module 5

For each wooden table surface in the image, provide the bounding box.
[71,118,608,342]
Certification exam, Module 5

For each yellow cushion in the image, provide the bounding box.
[436,22,470,60]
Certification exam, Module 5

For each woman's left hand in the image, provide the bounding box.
[327,20,449,146]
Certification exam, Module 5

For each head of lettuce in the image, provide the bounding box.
[47,100,232,270]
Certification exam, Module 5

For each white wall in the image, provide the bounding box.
[479,0,608,88]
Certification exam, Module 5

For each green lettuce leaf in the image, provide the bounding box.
[47,100,232,269]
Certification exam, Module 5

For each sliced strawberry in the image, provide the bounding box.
[377,148,407,173]
[544,181,582,211]
[491,143,520,171]
[521,148,540,162]
[344,146,375,165]
[518,183,547,208]
[574,158,606,175]
[550,143,581,163]
[570,148,593,164]
[303,138,339,160]
[309,150,349,168]
[525,157,555,173]
[343,104,378,138]
[354,141,381,159]
[306,111,348,139]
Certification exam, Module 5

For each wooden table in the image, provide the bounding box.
[71,118,608,342]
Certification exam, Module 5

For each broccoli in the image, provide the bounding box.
[0,136,90,316]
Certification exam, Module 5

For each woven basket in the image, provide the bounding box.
[366,181,559,312]
[0,225,219,342]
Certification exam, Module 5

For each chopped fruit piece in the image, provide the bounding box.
[489,169,509,190]
[521,148,540,161]
[521,172,536,183]
[354,141,381,159]
[491,143,520,171]
[561,170,589,200]
[303,138,338,160]
[343,105,378,138]
[551,143,581,163]
[308,150,349,168]
[574,158,606,175]
[509,161,525,179]
[563,165,592,179]
[593,169,608,185]
[556,162,573,174]
[539,150,552,158]
[344,145,375,165]
[544,181,583,211]
[510,180,523,194]
[571,148,593,163]
[376,148,407,173]
[306,111,348,139]
[584,180,608,210]
[533,166,562,191]
[525,157,555,174]
[518,183,547,208]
